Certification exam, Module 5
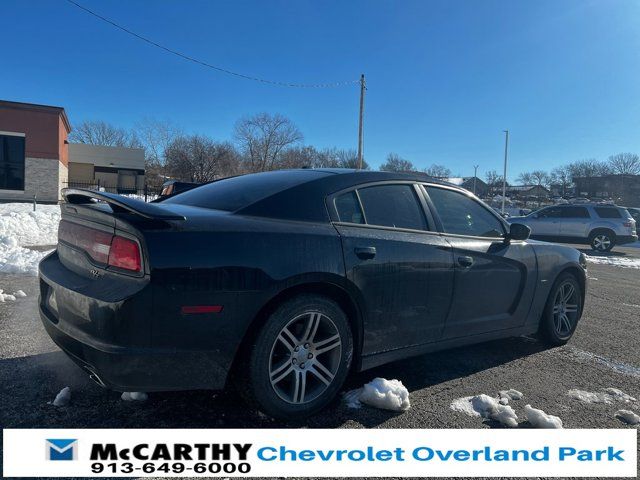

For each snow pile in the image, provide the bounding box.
[524,404,563,429]
[585,255,640,269]
[499,389,523,404]
[344,378,410,412]
[0,203,60,246]
[450,394,518,427]
[0,203,60,276]
[615,409,640,425]
[52,387,71,407]
[0,237,51,275]
[568,388,637,404]
[121,392,148,402]
[0,288,27,302]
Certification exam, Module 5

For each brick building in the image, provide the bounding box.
[0,99,145,202]
[0,100,70,202]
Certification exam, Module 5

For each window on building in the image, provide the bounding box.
[357,184,428,230]
[426,186,505,238]
[594,207,622,219]
[0,134,25,191]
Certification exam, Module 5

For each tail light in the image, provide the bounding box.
[58,220,142,273]
[623,221,633,228]
[108,236,141,272]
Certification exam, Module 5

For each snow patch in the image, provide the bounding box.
[450,394,518,427]
[52,387,71,407]
[0,288,27,302]
[14,289,27,297]
[0,203,60,246]
[121,391,148,402]
[524,404,563,429]
[585,255,640,269]
[343,378,410,412]
[567,388,637,404]
[498,389,523,404]
[615,409,640,425]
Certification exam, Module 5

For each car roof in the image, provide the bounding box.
[237,168,454,222]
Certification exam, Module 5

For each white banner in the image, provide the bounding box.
[2,428,637,477]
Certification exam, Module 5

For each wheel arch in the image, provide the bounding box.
[227,280,365,387]
[554,265,586,306]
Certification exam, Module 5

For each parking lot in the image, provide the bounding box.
[1,244,638,437]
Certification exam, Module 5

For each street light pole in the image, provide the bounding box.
[473,165,479,195]
[501,130,509,215]
[357,74,366,170]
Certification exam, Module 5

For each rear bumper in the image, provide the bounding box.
[617,234,638,246]
[38,252,229,392]
[39,307,228,391]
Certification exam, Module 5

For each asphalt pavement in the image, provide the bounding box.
[1,245,638,478]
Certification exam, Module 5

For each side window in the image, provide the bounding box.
[334,191,364,224]
[594,207,621,219]
[559,206,590,218]
[426,186,505,238]
[538,207,562,218]
[357,184,428,230]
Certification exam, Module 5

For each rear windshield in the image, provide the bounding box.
[163,170,330,211]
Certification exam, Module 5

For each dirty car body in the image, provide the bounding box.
[39,169,587,415]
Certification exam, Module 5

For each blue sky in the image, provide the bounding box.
[2,0,639,180]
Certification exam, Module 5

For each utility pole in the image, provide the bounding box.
[357,74,366,170]
[473,165,479,195]
[501,130,509,215]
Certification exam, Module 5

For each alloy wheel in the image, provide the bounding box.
[268,311,342,404]
[552,281,579,337]
[592,234,611,251]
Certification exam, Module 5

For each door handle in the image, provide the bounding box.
[457,255,474,268]
[355,246,376,260]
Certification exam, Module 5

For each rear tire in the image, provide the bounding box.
[539,273,582,346]
[589,230,615,252]
[243,294,353,419]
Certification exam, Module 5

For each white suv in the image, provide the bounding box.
[508,204,637,252]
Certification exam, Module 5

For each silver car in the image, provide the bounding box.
[508,204,637,252]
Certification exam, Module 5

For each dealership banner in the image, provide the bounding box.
[2,428,637,477]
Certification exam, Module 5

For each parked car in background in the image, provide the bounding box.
[508,204,637,252]
[39,169,587,419]
[159,180,201,198]
[622,207,640,235]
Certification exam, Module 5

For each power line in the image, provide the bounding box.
[64,0,359,89]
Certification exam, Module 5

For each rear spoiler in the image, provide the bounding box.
[62,188,186,221]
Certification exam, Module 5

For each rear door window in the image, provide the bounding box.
[357,184,428,230]
[594,207,622,219]
[558,206,590,218]
[334,191,364,224]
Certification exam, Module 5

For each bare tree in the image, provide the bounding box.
[379,153,416,172]
[608,152,640,175]
[550,165,573,197]
[234,113,303,172]
[485,170,505,196]
[309,148,370,170]
[135,118,183,165]
[165,135,239,183]
[424,164,452,177]
[69,120,141,148]
[516,172,533,185]
[567,159,611,181]
[278,145,322,169]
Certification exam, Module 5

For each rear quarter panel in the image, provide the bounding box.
[144,214,345,374]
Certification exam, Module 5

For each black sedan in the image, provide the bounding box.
[39,169,587,418]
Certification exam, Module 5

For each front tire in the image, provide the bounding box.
[245,294,353,419]
[539,273,582,346]
[589,230,615,252]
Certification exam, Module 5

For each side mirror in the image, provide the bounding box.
[507,223,531,241]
